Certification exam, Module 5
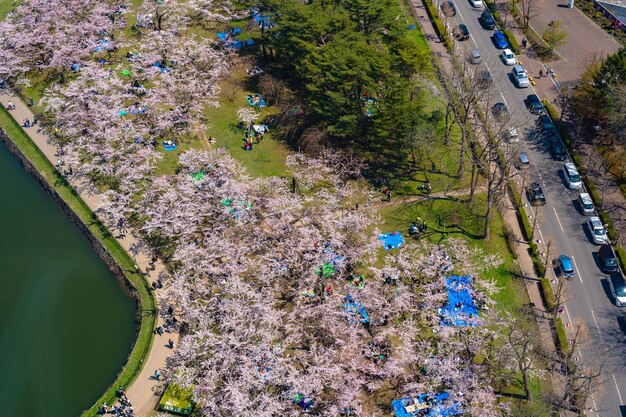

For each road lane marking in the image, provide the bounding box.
[499,91,509,108]
[553,207,564,232]
[613,374,624,404]
[571,255,583,284]
[590,310,601,335]
[564,303,573,328]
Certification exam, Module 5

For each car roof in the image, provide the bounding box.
[513,64,525,72]
[589,216,602,225]
[503,48,513,54]
[559,255,573,269]
[519,152,529,162]
[528,94,539,101]
[564,162,577,171]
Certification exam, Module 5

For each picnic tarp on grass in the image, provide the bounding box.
[440,275,479,327]
[392,392,461,417]
[379,232,404,250]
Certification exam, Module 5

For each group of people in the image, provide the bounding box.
[409,217,428,240]
[97,387,134,416]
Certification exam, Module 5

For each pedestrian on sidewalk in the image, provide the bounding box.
[28,98,34,107]
[154,369,161,380]
[539,68,543,78]
[521,38,527,49]
[6,100,15,110]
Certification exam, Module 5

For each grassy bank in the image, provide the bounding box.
[0,106,157,417]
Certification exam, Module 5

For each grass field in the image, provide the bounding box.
[0,106,157,417]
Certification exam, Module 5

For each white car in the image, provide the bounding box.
[500,48,516,65]
[587,216,608,245]
[470,0,483,7]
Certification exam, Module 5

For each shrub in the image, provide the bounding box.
[553,317,570,357]
[540,278,556,311]
[423,0,453,51]
[518,205,534,242]
[502,29,521,54]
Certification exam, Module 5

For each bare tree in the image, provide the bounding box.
[518,0,541,29]
[502,306,542,401]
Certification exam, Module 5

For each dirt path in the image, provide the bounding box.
[0,92,175,416]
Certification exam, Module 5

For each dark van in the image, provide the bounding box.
[608,271,626,307]
[599,244,618,273]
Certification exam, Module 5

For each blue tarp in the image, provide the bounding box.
[379,232,404,250]
[291,393,314,411]
[408,24,416,30]
[94,38,112,52]
[342,295,369,324]
[246,95,267,107]
[152,62,171,73]
[217,28,254,49]
[392,392,461,417]
[163,141,177,151]
[252,11,274,29]
[440,275,479,327]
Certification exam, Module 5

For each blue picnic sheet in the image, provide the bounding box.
[440,275,479,327]
[246,95,266,107]
[342,295,369,324]
[379,232,404,250]
[392,392,461,417]
[162,141,177,151]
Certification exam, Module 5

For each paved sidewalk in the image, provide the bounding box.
[1,92,176,416]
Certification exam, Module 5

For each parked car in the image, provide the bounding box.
[453,24,470,41]
[500,48,516,65]
[527,182,545,205]
[469,0,483,7]
[492,102,509,122]
[587,216,608,245]
[526,94,543,114]
[608,271,626,306]
[578,192,595,215]
[492,31,509,49]
[519,152,530,169]
[469,48,482,64]
[441,0,457,16]
[480,9,496,29]
[550,138,567,161]
[563,162,582,189]
[480,69,493,86]
[599,244,619,273]
[511,65,530,88]
[557,255,575,279]
[504,127,520,143]
[536,114,556,135]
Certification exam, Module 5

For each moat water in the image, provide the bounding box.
[0,141,136,417]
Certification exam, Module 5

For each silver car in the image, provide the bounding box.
[587,216,608,245]
[512,65,530,88]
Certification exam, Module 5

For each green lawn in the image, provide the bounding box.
[0,106,157,417]
[204,73,290,178]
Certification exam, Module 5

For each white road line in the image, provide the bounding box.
[537,227,545,244]
[613,374,624,404]
[553,207,564,232]
[564,303,573,327]
[571,255,584,284]
[499,91,509,108]
[590,310,601,335]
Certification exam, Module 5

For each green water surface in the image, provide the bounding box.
[0,142,137,417]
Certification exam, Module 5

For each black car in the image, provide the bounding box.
[453,24,470,41]
[526,94,544,115]
[536,115,556,135]
[550,139,567,161]
[480,9,496,29]
[441,0,457,16]
[527,182,546,205]
[492,102,510,122]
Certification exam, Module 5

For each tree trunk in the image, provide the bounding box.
[457,128,466,178]
[521,364,532,401]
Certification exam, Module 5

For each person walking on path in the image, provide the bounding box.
[6,100,15,110]
[154,370,161,380]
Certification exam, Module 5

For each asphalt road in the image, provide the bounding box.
[441,2,626,415]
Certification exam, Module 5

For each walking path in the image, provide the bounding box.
[0,91,176,416]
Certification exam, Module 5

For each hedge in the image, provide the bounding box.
[502,29,521,55]
[540,278,556,311]
[553,317,570,357]
[529,241,546,277]
[423,0,453,51]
